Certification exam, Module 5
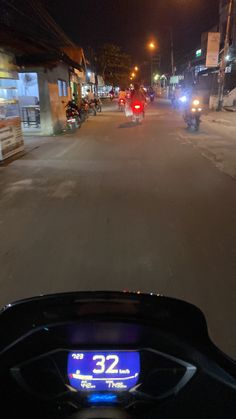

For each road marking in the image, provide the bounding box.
[55,140,83,158]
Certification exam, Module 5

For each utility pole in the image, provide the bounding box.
[170,28,175,75]
[217,0,233,110]
[151,54,153,86]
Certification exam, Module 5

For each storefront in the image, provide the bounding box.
[0,50,24,161]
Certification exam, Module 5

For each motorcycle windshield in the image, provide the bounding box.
[0,291,209,351]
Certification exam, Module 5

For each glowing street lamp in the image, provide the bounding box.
[134,66,139,71]
[131,72,135,78]
[149,42,156,50]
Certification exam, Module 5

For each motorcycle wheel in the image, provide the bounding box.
[194,124,199,132]
[80,113,85,123]
[195,117,200,131]
[75,119,81,129]
[67,122,76,130]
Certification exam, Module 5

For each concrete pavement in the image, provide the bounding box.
[197,110,236,179]
[0,101,236,358]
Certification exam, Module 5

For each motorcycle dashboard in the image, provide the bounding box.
[1,292,236,418]
[11,346,196,406]
[67,351,140,392]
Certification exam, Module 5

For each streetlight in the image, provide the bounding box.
[134,66,139,72]
[148,41,156,86]
[131,72,136,78]
[169,28,175,76]
[149,42,156,50]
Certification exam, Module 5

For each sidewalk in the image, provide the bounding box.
[204,109,236,128]
[182,110,236,180]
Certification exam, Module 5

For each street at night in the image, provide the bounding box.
[1,1,236,416]
[0,100,236,357]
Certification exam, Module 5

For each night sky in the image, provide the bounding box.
[45,0,219,70]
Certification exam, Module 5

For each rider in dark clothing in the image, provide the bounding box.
[131,83,146,104]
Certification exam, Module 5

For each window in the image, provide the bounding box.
[58,80,67,97]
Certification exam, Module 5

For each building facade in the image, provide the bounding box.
[0,1,86,137]
[219,0,236,91]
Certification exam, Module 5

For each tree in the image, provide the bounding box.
[23,73,37,95]
[97,44,131,87]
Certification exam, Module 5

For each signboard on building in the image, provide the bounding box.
[196,49,202,58]
[0,118,24,161]
[0,50,18,79]
[170,75,184,85]
[206,32,220,68]
[89,72,96,84]
[74,68,86,83]
[70,72,79,84]
[97,75,105,86]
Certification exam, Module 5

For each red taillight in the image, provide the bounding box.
[132,101,143,112]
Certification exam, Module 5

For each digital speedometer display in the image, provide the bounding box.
[67,351,140,391]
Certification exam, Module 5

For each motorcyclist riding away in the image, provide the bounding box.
[118,88,127,100]
[131,83,146,106]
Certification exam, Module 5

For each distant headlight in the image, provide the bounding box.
[180,96,187,103]
[198,108,202,112]
[191,108,196,112]
[193,99,200,106]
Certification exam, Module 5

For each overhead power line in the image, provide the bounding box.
[28,0,75,47]
[2,0,76,50]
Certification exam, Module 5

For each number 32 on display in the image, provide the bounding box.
[93,355,119,374]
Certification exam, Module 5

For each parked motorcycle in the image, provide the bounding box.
[90,100,97,116]
[93,97,102,113]
[0,291,236,418]
[81,98,90,120]
[81,98,96,117]
[65,100,81,130]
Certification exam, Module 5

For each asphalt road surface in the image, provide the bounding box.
[0,100,236,358]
